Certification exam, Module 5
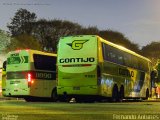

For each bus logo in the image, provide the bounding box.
[67,40,88,50]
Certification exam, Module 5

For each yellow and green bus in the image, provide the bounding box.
[3,49,57,101]
[1,61,6,96]
[57,35,153,102]
[0,68,2,96]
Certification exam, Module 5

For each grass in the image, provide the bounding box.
[0,100,160,120]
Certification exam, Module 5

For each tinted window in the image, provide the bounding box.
[33,54,56,71]
[123,52,131,66]
[102,43,124,65]
[103,44,116,62]
[102,43,149,72]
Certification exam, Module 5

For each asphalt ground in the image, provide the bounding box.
[0,98,160,120]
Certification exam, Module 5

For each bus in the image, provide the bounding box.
[57,35,153,102]
[0,54,7,96]
[0,68,2,96]
[1,61,6,96]
[4,49,57,101]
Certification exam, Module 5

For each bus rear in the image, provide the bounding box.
[5,50,57,100]
[57,35,99,100]
[5,50,31,97]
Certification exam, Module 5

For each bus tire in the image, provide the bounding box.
[51,87,57,102]
[112,85,119,102]
[119,85,124,101]
[145,88,149,99]
[24,97,37,102]
[24,97,31,102]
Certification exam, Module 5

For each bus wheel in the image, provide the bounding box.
[119,85,124,101]
[24,98,31,102]
[112,85,119,102]
[51,87,57,102]
[75,98,83,103]
[145,88,149,99]
[24,97,36,102]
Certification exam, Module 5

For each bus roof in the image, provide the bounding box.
[8,49,57,57]
[60,35,150,62]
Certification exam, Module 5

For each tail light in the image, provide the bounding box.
[27,73,34,87]
[28,73,31,82]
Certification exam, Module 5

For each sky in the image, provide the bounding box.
[0,0,160,48]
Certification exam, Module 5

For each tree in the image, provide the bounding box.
[98,30,140,53]
[32,19,83,52]
[7,8,37,36]
[77,26,99,35]
[5,34,42,52]
[32,20,100,52]
[7,8,141,53]
[0,29,10,51]
[141,41,160,65]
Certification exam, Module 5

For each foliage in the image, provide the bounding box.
[141,41,160,65]
[77,26,99,35]
[7,8,37,36]
[32,19,81,52]
[0,29,10,51]
[98,30,140,53]
[32,19,99,52]
[5,34,42,52]
[6,8,141,54]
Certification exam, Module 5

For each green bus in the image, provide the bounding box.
[57,35,153,102]
[3,49,57,101]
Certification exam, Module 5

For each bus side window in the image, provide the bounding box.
[131,56,138,69]
[103,44,117,63]
[3,61,6,71]
[110,52,117,63]
[33,54,56,71]
[123,53,131,67]
[117,50,124,65]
